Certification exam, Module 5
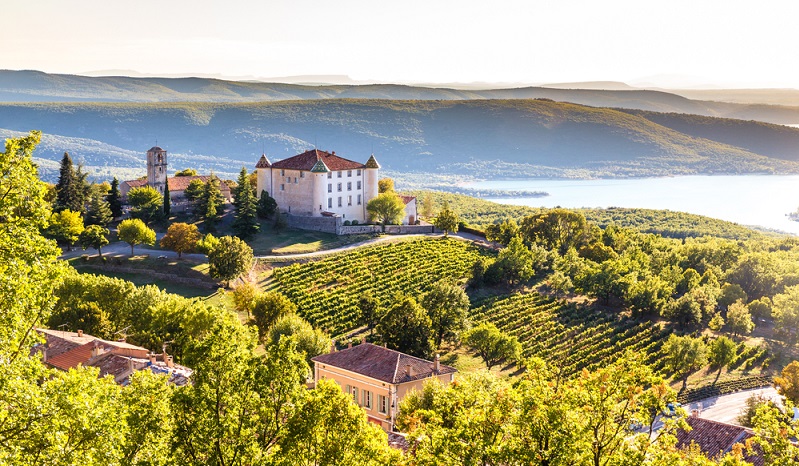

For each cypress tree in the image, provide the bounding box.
[257,190,277,219]
[232,167,259,239]
[163,176,171,219]
[202,176,225,231]
[85,191,113,227]
[107,177,123,219]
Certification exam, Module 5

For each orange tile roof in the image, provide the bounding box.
[399,195,416,205]
[271,149,366,171]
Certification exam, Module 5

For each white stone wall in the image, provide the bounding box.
[403,198,418,224]
[255,167,272,198]
[322,169,368,223]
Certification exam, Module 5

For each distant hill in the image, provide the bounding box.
[2,99,798,183]
[2,70,799,125]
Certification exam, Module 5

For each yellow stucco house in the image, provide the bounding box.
[311,342,457,432]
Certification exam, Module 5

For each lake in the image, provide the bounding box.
[469,175,799,235]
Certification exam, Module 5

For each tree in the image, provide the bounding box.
[208,235,253,284]
[54,151,86,213]
[708,313,725,332]
[519,208,591,254]
[773,360,799,404]
[709,336,737,383]
[163,176,171,218]
[726,300,754,336]
[79,225,110,257]
[357,293,382,335]
[159,222,200,258]
[772,285,799,337]
[663,334,707,390]
[252,292,297,339]
[118,218,156,255]
[433,202,459,237]
[121,370,175,465]
[377,177,394,193]
[268,314,331,366]
[257,190,278,219]
[174,168,198,176]
[375,295,434,359]
[366,191,405,228]
[232,167,259,239]
[184,178,205,206]
[46,209,84,250]
[663,293,703,328]
[421,192,434,218]
[196,233,220,255]
[485,218,520,246]
[232,280,258,318]
[107,177,123,219]
[85,191,113,227]
[127,186,163,224]
[490,235,542,286]
[463,322,522,370]
[750,402,799,465]
[200,176,225,231]
[718,283,748,309]
[420,279,470,348]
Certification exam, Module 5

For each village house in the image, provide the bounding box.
[33,328,192,386]
[311,342,457,432]
[255,149,417,225]
[676,415,764,465]
[120,146,232,206]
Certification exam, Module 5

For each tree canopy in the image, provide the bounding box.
[118,218,156,255]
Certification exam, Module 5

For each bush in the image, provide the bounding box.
[352,219,359,225]
[343,220,351,226]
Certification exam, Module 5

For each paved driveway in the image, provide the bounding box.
[687,386,781,425]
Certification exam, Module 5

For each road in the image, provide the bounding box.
[686,386,780,425]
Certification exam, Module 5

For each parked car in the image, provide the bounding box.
[662,402,682,417]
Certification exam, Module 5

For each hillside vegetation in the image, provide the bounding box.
[2,99,799,182]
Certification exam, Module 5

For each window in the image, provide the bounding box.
[286,177,290,183]
[338,197,342,207]
[351,386,359,404]
[357,194,362,205]
[328,183,332,193]
[300,172,304,178]
[347,195,352,206]
[347,182,352,191]
[294,177,298,184]
[337,171,342,178]
[357,169,361,176]
[280,184,285,191]
[363,390,372,409]
[347,170,352,177]
[378,394,388,414]
[337,183,342,192]
[281,169,285,176]
[328,198,332,208]
[357,181,361,190]
[327,172,332,179]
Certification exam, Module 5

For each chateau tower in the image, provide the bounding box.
[310,159,330,215]
[254,154,272,198]
[363,154,380,202]
[146,146,168,193]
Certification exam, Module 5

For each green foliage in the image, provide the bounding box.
[195,232,220,255]
[46,209,84,249]
[207,235,253,284]
[174,168,198,176]
[487,235,545,286]
[663,334,708,388]
[232,280,258,318]
[80,225,110,257]
[708,312,725,331]
[107,177,123,219]
[772,285,799,337]
[54,151,87,214]
[85,191,113,227]
[184,178,205,204]
[163,176,171,218]
[709,336,738,379]
[232,167,259,239]
[199,176,225,230]
[420,279,470,348]
[433,202,459,236]
[726,300,754,336]
[718,282,748,309]
[520,208,591,254]
[376,295,434,359]
[118,218,156,255]
[252,292,297,340]
[366,191,405,227]
[773,360,799,404]
[377,177,394,193]
[257,189,278,219]
[127,185,164,224]
[272,238,487,335]
[357,293,382,334]
[268,314,331,366]
[463,322,521,370]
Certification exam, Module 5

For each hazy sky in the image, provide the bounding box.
[3,0,798,87]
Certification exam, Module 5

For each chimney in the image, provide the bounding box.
[691,409,699,418]
[330,340,336,353]
[90,341,104,359]
[362,335,367,344]
[405,364,413,378]
[77,329,83,337]
[347,341,352,349]
[166,356,174,369]
[127,358,135,372]
[42,347,48,363]
[148,353,156,365]
[434,354,440,374]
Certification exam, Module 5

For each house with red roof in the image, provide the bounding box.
[120,146,232,208]
[311,342,457,432]
[676,416,765,465]
[255,149,414,225]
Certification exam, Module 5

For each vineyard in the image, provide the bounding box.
[271,238,490,336]
[470,293,672,376]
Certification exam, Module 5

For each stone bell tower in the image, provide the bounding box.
[146,146,167,193]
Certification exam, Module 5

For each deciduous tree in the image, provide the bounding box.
[377,177,394,193]
[433,202,459,237]
[159,222,200,258]
[709,336,737,382]
[268,314,331,366]
[79,224,110,257]
[366,191,405,228]
[127,186,164,224]
[773,360,799,404]
[251,292,297,339]
[46,209,84,250]
[726,300,754,336]
[118,218,156,255]
[463,322,522,370]
[663,334,707,390]
[376,295,434,359]
[207,235,253,284]
[421,279,470,348]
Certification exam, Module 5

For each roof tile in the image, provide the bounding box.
[271,149,366,171]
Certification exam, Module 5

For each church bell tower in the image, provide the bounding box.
[146,146,168,193]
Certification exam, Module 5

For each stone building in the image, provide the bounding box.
[254,149,384,224]
[311,342,457,432]
[120,146,232,204]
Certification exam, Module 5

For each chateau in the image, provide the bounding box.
[120,146,232,204]
[255,149,416,224]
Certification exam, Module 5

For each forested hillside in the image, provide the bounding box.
[2,99,799,182]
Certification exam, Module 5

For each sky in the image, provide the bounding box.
[3,0,798,88]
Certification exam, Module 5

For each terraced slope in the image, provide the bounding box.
[271,238,489,335]
[471,293,672,376]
